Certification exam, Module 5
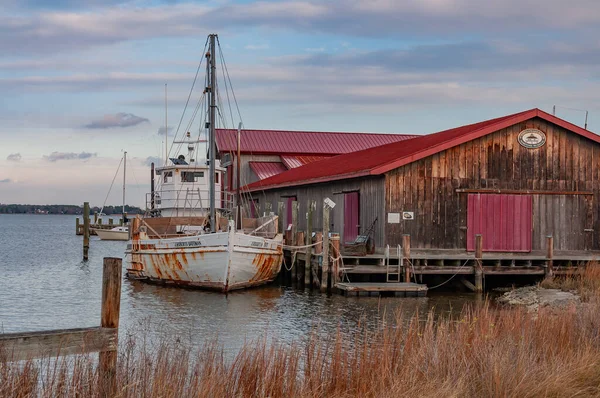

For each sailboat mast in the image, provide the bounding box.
[208,34,217,233]
[236,122,242,230]
[122,151,127,222]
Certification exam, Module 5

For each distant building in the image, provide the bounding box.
[245,108,600,254]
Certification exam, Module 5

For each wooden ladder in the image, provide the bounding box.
[385,245,401,282]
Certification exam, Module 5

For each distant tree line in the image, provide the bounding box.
[0,204,143,215]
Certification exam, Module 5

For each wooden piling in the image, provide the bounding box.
[475,234,483,293]
[331,233,341,286]
[321,203,330,293]
[83,202,90,261]
[296,231,305,285]
[277,201,284,237]
[108,219,113,226]
[305,200,315,287]
[76,217,80,234]
[402,234,411,282]
[546,235,554,279]
[265,202,272,215]
[98,257,122,398]
[291,201,299,282]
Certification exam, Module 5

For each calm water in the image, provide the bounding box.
[0,214,480,351]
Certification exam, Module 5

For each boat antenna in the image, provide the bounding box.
[236,122,242,230]
[165,83,168,166]
[208,34,217,233]
[122,151,127,223]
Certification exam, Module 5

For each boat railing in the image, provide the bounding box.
[146,189,235,212]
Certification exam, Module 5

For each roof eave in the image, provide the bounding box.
[246,170,373,192]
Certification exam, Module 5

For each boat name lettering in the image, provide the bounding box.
[174,241,202,248]
[250,241,269,248]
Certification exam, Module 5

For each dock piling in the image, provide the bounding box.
[99,257,122,398]
[305,200,315,287]
[321,203,330,293]
[475,234,483,293]
[402,234,411,282]
[331,233,341,286]
[277,201,284,237]
[83,202,90,261]
[296,231,305,285]
[546,235,554,279]
[291,201,299,282]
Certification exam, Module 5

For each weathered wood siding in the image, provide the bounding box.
[385,117,599,251]
[251,177,386,246]
[224,154,282,193]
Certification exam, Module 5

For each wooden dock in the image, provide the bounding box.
[335,282,428,297]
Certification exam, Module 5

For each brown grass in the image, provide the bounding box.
[4,264,600,397]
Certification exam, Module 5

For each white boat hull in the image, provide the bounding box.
[125,230,283,292]
[94,228,129,241]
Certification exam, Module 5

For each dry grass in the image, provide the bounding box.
[4,264,600,397]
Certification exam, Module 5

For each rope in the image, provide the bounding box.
[426,259,472,290]
[99,155,124,216]
[282,241,323,250]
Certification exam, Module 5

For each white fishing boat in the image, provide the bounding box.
[94,151,129,241]
[125,34,283,292]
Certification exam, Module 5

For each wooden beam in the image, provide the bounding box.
[321,203,330,293]
[0,327,117,362]
[402,234,411,282]
[546,235,554,279]
[305,200,315,288]
[456,189,593,196]
[99,257,122,398]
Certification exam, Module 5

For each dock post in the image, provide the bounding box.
[108,219,113,226]
[94,212,98,224]
[402,234,411,282]
[291,201,299,283]
[98,257,122,398]
[321,203,330,293]
[331,233,341,286]
[545,235,554,279]
[475,234,483,293]
[277,201,284,238]
[265,202,272,215]
[296,231,305,285]
[76,217,80,235]
[83,202,90,261]
[305,200,315,288]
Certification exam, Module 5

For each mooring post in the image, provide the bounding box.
[402,234,411,283]
[94,212,98,224]
[545,235,554,279]
[83,202,90,261]
[321,203,331,293]
[76,217,80,235]
[296,231,305,285]
[277,201,284,239]
[305,200,315,288]
[291,201,299,282]
[331,233,341,287]
[98,257,122,398]
[475,234,483,293]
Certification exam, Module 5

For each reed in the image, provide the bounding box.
[3,265,600,397]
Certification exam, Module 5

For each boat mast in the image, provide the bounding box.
[122,151,127,223]
[208,34,217,233]
[165,84,168,166]
[236,122,242,230]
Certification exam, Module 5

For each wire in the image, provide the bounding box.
[99,155,124,215]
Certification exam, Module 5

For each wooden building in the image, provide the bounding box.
[245,109,600,256]
[215,128,415,195]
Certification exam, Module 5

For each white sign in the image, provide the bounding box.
[387,212,400,224]
[324,197,336,209]
[402,211,414,220]
[518,128,546,149]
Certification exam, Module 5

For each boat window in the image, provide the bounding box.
[181,171,204,182]
[163,171,173,183]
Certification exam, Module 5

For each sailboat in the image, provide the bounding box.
[94,151,129,241]
[124,34,283,292]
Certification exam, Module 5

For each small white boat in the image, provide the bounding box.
[94,226,129,241]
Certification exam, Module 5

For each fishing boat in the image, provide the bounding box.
[125,34,283,292]
[94,151,129,241]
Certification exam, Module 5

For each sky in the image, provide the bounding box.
[1,0,600,207]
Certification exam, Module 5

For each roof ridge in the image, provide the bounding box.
[216,128,416,136]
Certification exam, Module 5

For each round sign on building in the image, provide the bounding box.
[518,128,546,148]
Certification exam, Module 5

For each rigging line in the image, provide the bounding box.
[217,37,244,125]
[99,156,124,216]
[217,44,236,129]
[168,36,210,160]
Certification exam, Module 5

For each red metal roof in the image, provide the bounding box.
[246,108,600,192]
[248,161,288,180]
[280,155,332,169]
[216,129,416,155]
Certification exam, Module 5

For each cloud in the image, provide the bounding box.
[84,113,149,129]
[6,153,22,162]
[44,152,97,162]
[144,156,162,166]
[0,178,11,183]
[157,126,175,136]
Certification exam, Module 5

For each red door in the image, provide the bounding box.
[344,191,360,242]
[467,194,532,252]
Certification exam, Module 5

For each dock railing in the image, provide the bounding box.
[0,257,122,397]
